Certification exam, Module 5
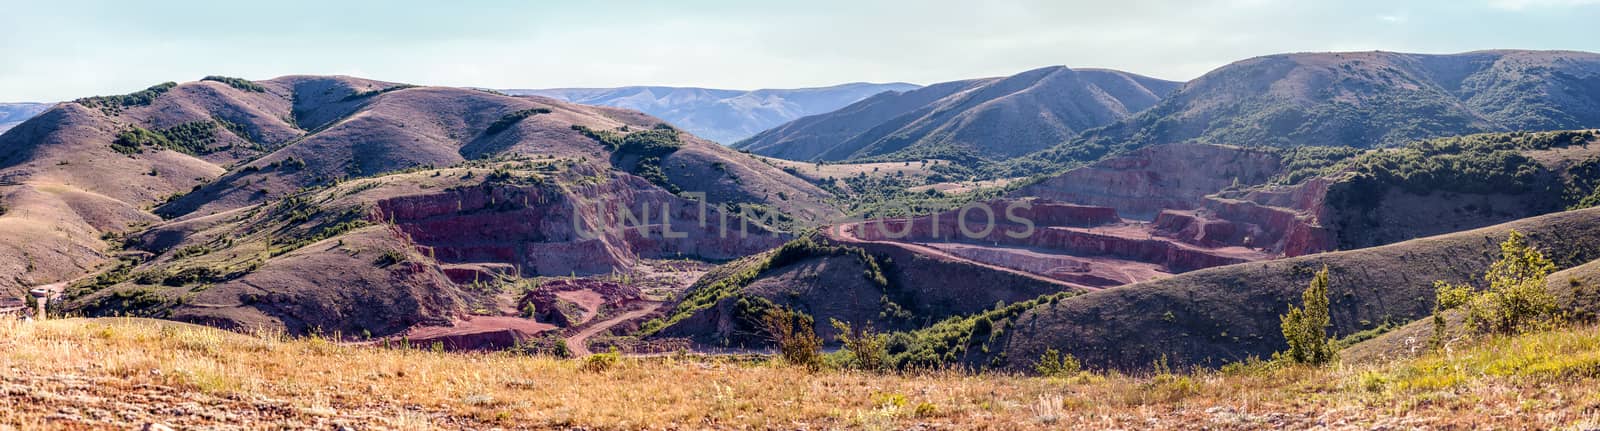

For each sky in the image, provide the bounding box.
[2,0,1599,101]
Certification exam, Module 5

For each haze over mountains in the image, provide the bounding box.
[504,82,918,144]
[0,103,50,133]
[734,67,1180,163]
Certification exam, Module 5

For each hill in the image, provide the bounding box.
[1029,50,1600,169]
[0,102,49,133]
[504,82,918,144]
[967,206,1600,371]
[734,67,1180,164]
[0,74,837,323]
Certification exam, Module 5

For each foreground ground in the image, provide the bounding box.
[3,318,1600,430]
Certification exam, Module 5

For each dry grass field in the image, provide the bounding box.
[4,318,1600,430]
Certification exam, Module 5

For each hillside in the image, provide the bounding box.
[505,82,918,144]
[8,317,1600,429]
[970,206,1600,371]
[0,102,49,134]
[0,74,837,315]
[734,67,1180,164]
[1029,50,1600,169]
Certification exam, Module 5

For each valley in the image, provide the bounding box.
[5,46,1600,430]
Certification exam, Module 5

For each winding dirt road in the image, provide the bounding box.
[566,302,663,356]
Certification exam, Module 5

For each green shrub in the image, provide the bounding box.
[341,85,417,102]
[485,108,553,135]
[1279,266,1333,365]
[75,82,177,115]
[831,319,889,372]
[375,249,407,267]
[201,76,266,92]
[1432,230,1557,342]
[761,307,824,371]
[1034,348,1081,377]
[580,348,621,373]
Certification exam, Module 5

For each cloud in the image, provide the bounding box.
[1377,13,1409,23]
[1488,0,1600,10]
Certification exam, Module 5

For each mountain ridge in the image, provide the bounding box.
[504,82,919,144]
[733,66,1181,164]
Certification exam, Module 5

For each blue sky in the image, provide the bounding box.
[2,0,1598,101]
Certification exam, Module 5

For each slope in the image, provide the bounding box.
[735,67,1180,164]
[1030,50,1600,169]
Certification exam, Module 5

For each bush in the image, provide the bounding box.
[831,319,889,372]
[761,307,824,371]
[1279,266,1333,365]
[1034,348,1081,377]
[1433,230,1557,342]
[375,250,407,267]
[580,348,621,373]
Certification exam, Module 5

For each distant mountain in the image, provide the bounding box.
[504,82,919,144]
[733,66,1181,164]
[1032,50,1600,167]
[0,103,50,134]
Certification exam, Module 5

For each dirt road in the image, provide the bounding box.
[566,302,663,356]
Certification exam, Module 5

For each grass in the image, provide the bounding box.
[6,318,1600,429]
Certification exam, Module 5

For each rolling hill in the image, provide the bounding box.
[0,74,839,336]
[733,66,1181,164]
[1029,50,1600,169]
[504,82,918,144]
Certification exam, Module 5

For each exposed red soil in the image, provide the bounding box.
[829,199,1275,289]
[398,316,556,351]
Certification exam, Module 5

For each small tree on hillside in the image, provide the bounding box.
[1280,266,1334,365]
[1432,230,1557,345]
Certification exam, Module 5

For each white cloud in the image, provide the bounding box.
[1488,0,1600,10]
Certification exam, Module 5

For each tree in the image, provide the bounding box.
[1280,266,1333,365]
[1432,230,1557,342]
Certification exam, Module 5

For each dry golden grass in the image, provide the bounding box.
[4,318,1600,430]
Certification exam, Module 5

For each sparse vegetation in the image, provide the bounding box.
[12,317,1600,429]
[201,76,266,92]
[484,108,552,135]
[110,121,224,155]
[341,85,418,102]
[74,82,177,115]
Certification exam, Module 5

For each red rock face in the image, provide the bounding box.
[822,144,1341,289]
[1153,177,1339,256]
[838,198,1272,287]
[1014,144,1283,219]
[374,174,786,277]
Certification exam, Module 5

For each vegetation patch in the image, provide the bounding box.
[485,108,553,135]
[111,121,225,156]
[340,85,418,102]
[74,82,177,115]
[201,76,266,92]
